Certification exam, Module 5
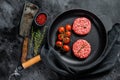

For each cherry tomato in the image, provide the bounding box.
[63,37,70,44]
[65,24,71,31]
[63,45,70,52]
[58,27,65,33]
[56,41,63,47]
[65,31,71,37]
[58,34,64,41]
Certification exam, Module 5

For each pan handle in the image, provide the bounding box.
[22,55,41,69]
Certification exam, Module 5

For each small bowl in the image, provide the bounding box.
[34,11,48,27]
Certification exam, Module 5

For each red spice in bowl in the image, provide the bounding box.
[35,13,47,26]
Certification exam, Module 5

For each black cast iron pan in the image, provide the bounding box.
[41,9,108,75]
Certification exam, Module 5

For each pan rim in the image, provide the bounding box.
[47,9,108,71]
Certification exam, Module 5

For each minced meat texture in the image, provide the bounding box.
[72,39,91,59]
[72,17,91,35]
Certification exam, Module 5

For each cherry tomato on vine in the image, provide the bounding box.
[65,31,71,37]
[63,45,70,52]
[56,41,63,47]
[63,37,70,44]
[58,34,64,41]
[58,27,65,33]
[65,24,71,31]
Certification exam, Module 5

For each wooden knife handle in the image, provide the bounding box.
[22,55,41,69]
[21,37,29,63]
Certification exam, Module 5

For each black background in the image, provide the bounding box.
[0,0,120,80]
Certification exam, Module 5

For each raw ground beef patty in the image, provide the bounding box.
[72,39,91,59]
[72,17,91,35]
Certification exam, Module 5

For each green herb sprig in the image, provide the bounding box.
[30,26,46,56]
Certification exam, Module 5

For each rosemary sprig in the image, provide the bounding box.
[34,29,42,55]
[30,26,46,56]
[77,44,87,53]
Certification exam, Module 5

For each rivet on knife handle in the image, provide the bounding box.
[21,37,29,63]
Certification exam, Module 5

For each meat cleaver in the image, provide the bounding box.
[19,2,39,63]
